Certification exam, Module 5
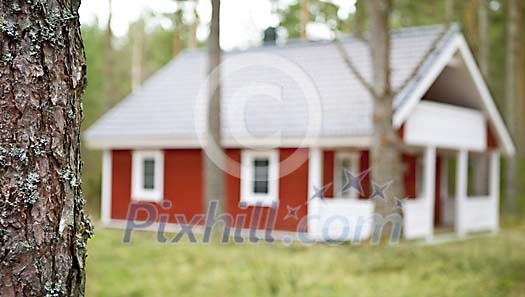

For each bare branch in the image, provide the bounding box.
[333,35,377,98]
[392,25,450,97]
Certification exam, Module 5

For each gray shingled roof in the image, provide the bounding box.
[85,25,458,147]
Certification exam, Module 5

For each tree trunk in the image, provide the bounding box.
[0,0,92,296]
[301,0,309,40]
[188,0,199,49]
[104,0,114,108]
[367,0,404,217]
[518,1,525,155]
[474,0,490,194]
[353,0,366,40]
[173,7,184,57]
[131,21,144,92]
[478,0,489,79]
[504,0,518,218]
[445,0,455,23]
[204,0,225,213]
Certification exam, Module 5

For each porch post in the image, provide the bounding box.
[489,152,501,232]
[101,150,112,225]
[307,147,323,239]
[423,146,436,241]
[455,150,468,238]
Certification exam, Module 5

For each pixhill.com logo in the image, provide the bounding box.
[123,167,404,245]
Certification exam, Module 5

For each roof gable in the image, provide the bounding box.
[393,32,516,156]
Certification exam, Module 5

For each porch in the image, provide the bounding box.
[306,101,502,242]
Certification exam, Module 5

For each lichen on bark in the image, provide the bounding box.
[0,1,91,296]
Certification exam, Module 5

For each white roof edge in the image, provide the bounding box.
[393,32,516,156]
[84,135,372,150]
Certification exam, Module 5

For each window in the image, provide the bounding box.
[132,150,164,202]
[467,152,490,197]
[334,152,360,198]
[241,150,279,206]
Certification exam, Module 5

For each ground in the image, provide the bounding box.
[86,226,525,297]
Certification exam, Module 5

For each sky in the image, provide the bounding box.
[79,0,356,50]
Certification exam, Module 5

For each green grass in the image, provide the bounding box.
[86,226,525,297]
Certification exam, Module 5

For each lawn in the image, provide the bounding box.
[86,226,525,297]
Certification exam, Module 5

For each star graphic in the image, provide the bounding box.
[392,197,406,211]
[284,205,301,220]
[338,168,370,197]
[369,181,392,201]
[309,183,332,201]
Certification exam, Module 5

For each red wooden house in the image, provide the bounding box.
[85,25,515,241]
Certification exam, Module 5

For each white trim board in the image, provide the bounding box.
[393,33,515,156]
[101,150,112,225]
[85,135,372,150]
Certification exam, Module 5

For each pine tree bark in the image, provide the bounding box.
[367,0,404,217]
[0,0,92,296]
[204,0,225,214]
[504,0,518,217]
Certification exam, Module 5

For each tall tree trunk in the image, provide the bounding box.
[173,7,184,57]
[474,0,490,194]
[445,0,455,23]
[204,0,225,213]
[301,0,309,40]
[367,0,404,217]
[104,0,114,108]
[131,21,144,92]
[353,0,366,40]
[0,0,92,296]
[188,0,199,49]
[504,0,518,218]
[518,1,525,156]
[478,0,489,79]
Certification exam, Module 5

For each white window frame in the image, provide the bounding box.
[240,149,279,207]
[132,150,164,202]
[333,151,361,199]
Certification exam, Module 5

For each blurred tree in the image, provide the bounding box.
[189,0,199,49]
[353,0,366,39]
[478,0,490,79]
[173,6,184,56]
[278,0,352,40]
[473,0,491,195]
[130,19,145,91]
[0,0,92,295]
[204,0,225,214]
[504,0,519,217]
[104,0,116,108]
[366,0,405,220]
[301,0,309,39]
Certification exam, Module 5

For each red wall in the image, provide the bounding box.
[323,151,334,197]
[111,148,417,232]
[111,149,203,223]
[402,154,418,199]
[359,150,371,198]
[164,149,203,220]
[111,150,133,220]
[225,148,309,232]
